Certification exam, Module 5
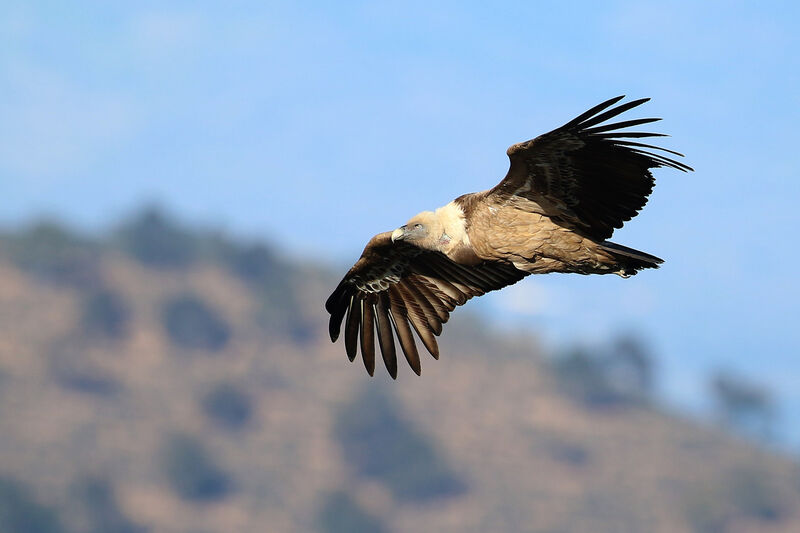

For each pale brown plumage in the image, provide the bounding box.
[326,96,692,378]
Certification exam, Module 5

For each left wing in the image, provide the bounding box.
[326,232,526,378]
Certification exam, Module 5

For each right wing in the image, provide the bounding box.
[491,95,692,241]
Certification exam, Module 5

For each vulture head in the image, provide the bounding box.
[391,211,439,245]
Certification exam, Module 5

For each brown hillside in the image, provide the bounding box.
[0,215,798,533]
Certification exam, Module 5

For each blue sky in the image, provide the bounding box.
[2,2,800,441]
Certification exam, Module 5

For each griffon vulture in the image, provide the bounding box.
[326,96,691,378]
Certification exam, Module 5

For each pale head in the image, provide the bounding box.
[391,211,442,248]
[390,202,468,253]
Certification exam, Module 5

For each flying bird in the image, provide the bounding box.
[326,96,691,378]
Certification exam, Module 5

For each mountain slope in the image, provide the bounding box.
[0,212,798,533]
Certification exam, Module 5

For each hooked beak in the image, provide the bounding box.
[391,226,406,243]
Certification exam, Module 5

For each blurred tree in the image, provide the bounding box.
[604,334,655,402]
[114,206,199,268]
[49,343,121,397]
[56,369,120,397]
[711,371,775,440]
[334,385,466,503]
[225,243,282,284]
[111,206,316,345]
[0,477,65,533]
[1,220,101,288]
[316,491,387,533]
[80,289,131,340]
[683,485,731,533]
[71,476,144,533]
[544,437,590,467]
[197,229,315,345]
[683,466,786,532]
[201,382,253,431]
[552,348,622,408]
[257,294,315,345]
[161,433,232,502]
[553,336,657,409]
[725,467,785,522]
[225,242,315,345]
[162,293,231,352]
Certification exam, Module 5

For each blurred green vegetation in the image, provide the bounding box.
[55,369,120,398]
[711,371,775,441]
[114,207,201,269]
[684,466,787,532]
[0,207,314,344]
[229,242,315,344]
[201,382,253,431]
[543,436,590,467]
[552,335,655,409]
[224,242,283,284]
[49,344,121,398]
[316,491,387,533]
[726,467,786,522]
[553,348,622,408]
[70,476,144,533]
[604,335,654,400]
[80,289,131,340]
[161,433,232,502]
[0,220,101,289]
[162,293,231,352]
[117,206,313,343]
[334,385,466,503]
[0,477,65,533]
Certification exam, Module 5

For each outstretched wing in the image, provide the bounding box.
[491,95,692,241]
[325,232,526,378]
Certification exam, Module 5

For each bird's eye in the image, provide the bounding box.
[414,224,422,229]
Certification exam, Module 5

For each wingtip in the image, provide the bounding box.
[363,357,375,376]
[329,315,343,342]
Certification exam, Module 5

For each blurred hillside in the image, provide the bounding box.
[0,207,799,533]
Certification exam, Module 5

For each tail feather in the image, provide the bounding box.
[599,241,663,277]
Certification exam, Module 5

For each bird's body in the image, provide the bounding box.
[451,195,634,275]
[326,96,691,378]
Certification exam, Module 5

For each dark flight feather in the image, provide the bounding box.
[359,298,375,376]
[374,295,397,378]
[496,96,691,240]
[387,289,422,375]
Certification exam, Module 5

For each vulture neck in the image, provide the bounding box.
[429,201,475,262]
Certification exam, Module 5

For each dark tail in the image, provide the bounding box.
[599,241,663,277]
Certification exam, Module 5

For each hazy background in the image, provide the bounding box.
[2,3,800,532]
[3,1,799,439]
